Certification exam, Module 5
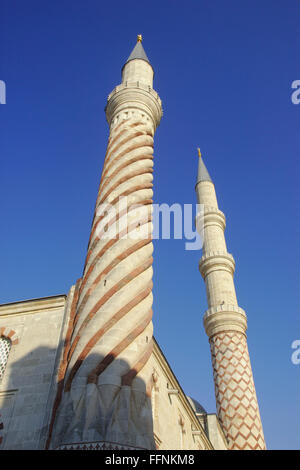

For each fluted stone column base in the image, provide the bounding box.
[51,383,155,450]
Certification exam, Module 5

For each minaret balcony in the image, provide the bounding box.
[203,303,247,337]
[107,81,161,102]
[199,251,235,279]
[196,207,226,232]
[105,83,162,129]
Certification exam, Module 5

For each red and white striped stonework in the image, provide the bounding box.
[209,331,265,450]
[64,116,155,393]
[47,117,159,450]
[47,38,163,449]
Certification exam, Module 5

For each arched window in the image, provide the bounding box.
[0,337,12,380]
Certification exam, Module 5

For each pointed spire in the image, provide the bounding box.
[125,34,150,65]
[196,148,212,184]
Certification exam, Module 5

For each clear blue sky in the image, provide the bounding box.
[1,0,299,450]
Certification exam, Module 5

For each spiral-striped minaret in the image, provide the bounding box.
[196,149,266,450]
[47,35,162,450]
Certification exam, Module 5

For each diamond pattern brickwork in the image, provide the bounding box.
[0,337,11,380]
[209,331,265,450]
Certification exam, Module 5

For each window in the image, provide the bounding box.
[0,337,12,380]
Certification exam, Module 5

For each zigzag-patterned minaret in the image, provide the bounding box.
[195,149,266,450]
[47,36,162,450]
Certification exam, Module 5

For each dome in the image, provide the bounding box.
[187,396,207,415]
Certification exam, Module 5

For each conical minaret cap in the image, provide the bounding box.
[196,148,212,184]
[124,35,150,65]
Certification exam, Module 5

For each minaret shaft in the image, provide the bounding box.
[47,38,162,450]
[196,159,266,450]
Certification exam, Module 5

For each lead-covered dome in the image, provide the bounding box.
[187,396,207,415]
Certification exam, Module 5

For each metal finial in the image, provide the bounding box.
[137,34,142,42]
[197,148,202,158]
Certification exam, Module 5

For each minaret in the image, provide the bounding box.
[195,149,266,450]
[47,36,162,450]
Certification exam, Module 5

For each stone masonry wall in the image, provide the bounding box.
[0,296,66,450]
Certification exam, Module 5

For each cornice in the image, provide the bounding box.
[0,295,66,318]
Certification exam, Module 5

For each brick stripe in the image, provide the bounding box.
[102,128,151,174]
[92,182,153,239]
[89,123,152,230]
[87,309,152,384]
[64,282,153,390]
[86,199,152,268]
[45,280,81,450]
[99,154,153,195]
[97,120,144,178]
[77,238,152,319]
[66,257,153,366]
[81,215,152,296]
[99,140,153,195]
[99,129,153,186]
[84,198,152,270]
[98,147,153,199]
[121,340,153,386]
[61,281,81,372]
[98,167,153,207]
[88,182,153,248]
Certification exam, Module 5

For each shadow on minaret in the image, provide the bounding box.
[0,343,155,450]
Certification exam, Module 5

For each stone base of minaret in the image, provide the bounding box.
[51,383,155,450]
